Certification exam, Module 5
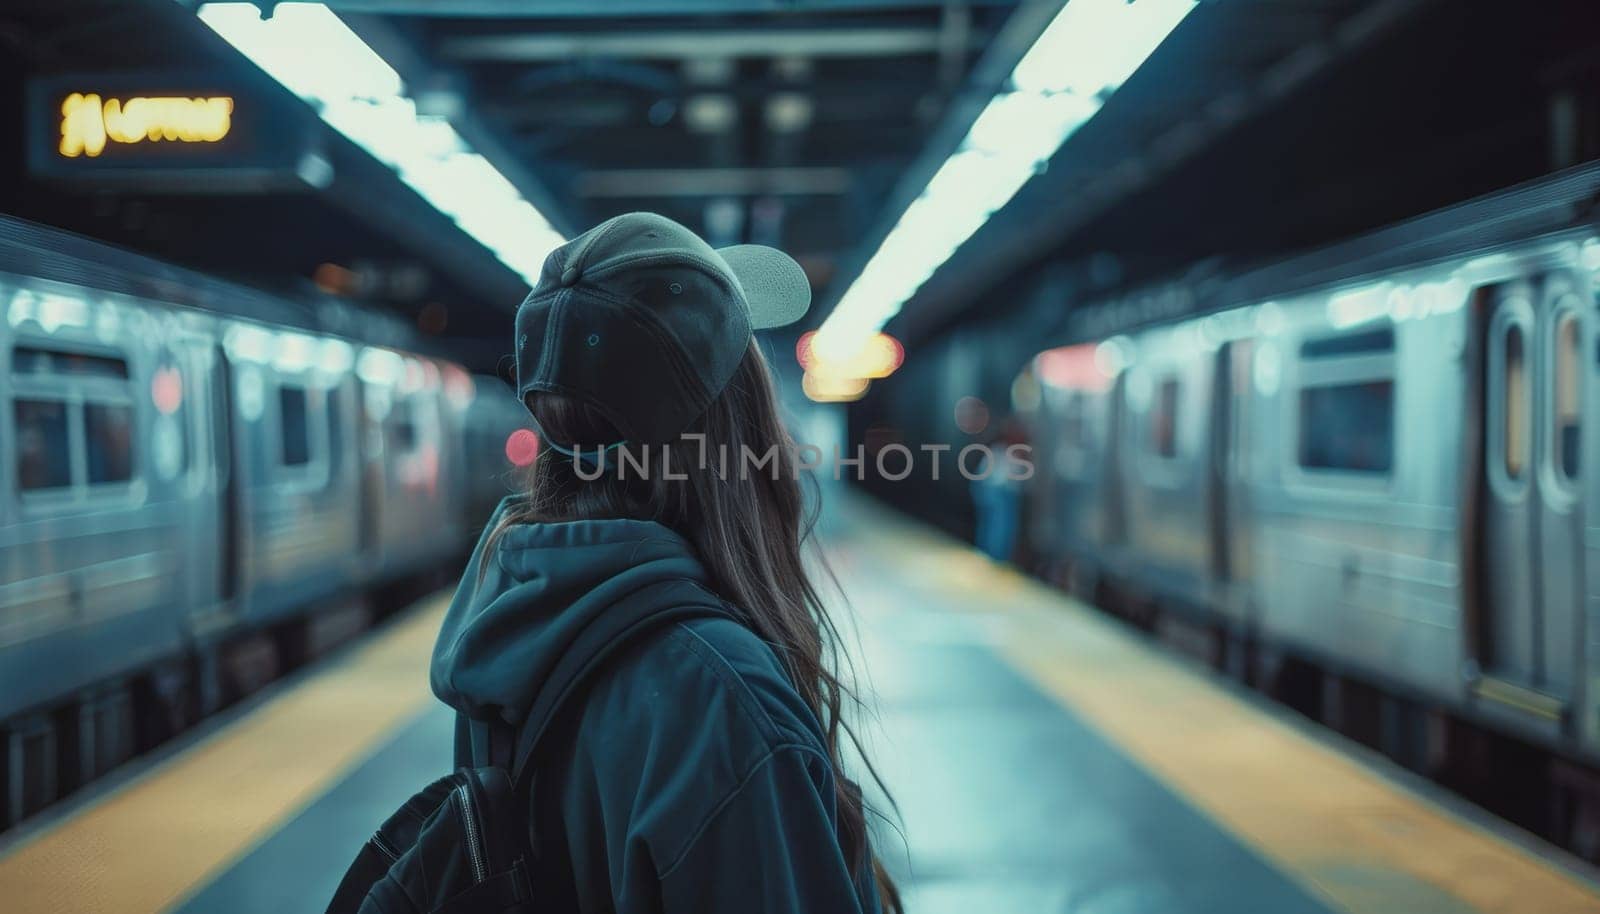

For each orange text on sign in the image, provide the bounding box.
[59,93,235,158]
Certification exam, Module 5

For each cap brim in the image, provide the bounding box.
[717,244,811,330]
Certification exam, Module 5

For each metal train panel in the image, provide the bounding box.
[1243,269,1469,706]
[0,277,202,720]
[1025,344,1115,571]
[1020,213,1600,760]
[358,349,465,580]
[461,379,533,528]
[1107,322,1221,616]
[221,322,364,626]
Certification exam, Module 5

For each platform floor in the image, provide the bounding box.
[3,499,1598,913]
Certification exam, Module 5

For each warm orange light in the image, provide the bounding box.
[796,331,904,380]
[60,93,234,158]
[1034,343,1111,392]
[313,262,358,295]
[802,371,869,403]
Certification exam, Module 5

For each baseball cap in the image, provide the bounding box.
[514,212,810,448]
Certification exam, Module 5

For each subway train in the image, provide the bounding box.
[1014,164,1600,771]
[0,215,531,829]
[855,163,1600,845]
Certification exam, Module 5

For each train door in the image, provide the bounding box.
[212,346,240,608]
[355,377,383,565]
[1103,371,1129,547]
[171,333,220,617]
[1475,277,1585,713]
[1208,340,1253,587]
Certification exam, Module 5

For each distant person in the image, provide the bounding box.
[972,418,1027,562]
[429,214,899,913]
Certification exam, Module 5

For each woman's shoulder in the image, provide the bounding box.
[551,613,842,886]
[678,615,828,742]
[558,612,831,866]
[572,612,828,773]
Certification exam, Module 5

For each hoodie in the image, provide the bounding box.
[431,498,882,914]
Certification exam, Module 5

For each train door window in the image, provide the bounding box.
[1552,311,1580,483]
[279,384,311,466]
[15,399,72,490]
[12,347,129,379]
[1505,325,1528,480]
[390,398,418,452]
[1228,340,1254,478]
[1298,381,1394,473]
[325,384,345,469]
[1061,393,1086,449]
[84,402,134,485]
[12,344,137,496]
[1150,376,1180,458]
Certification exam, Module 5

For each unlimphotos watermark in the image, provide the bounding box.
[563,434,1034,483]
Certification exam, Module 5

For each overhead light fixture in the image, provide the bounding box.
[196,2,563,284]
[796,330,904,380]
[812,0,1197,363]
[802,372,870,403]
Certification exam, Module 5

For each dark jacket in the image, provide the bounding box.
[431,499,882,914]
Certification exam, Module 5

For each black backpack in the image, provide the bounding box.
[326,599,730,914]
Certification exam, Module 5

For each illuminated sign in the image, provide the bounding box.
[59,93,234,158]
[28,73,320,191]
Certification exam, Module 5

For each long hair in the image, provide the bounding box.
[489,341,901,912]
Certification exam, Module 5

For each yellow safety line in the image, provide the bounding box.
[0,595,449,914]
[843,504,1600,914]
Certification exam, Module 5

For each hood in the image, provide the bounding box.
[431,497,712,728]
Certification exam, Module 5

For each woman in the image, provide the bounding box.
[430,212,901,913]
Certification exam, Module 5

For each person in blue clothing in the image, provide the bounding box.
[431,212,901,913]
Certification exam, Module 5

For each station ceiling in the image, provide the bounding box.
[2,1,1595,367]
[335,0,1021,307]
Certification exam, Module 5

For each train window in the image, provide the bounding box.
[1554,313,1580,483]
[1298,381,1394,473]
[279,384,311,466]
[1505,326,1528,480]
[12,346,129,379]
[325,387,344,467]
[1150,377,1179,458]
[84,402,135,485]
[15,399,72,490]
[1061,393,1086,450]
[1299,326,1395,359]
[390,400,418,452]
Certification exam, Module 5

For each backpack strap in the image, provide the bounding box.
[509,581,735,788]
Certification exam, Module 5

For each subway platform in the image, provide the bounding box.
[0,498,1596,914]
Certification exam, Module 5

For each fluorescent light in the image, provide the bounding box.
[964,91,1100,162]
[197,2,561,285]
[198,3,400,100]
[813,0,1196,363]
[1012,0,1198,97]
[923,149,1036,217]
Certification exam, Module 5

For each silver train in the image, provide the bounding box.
[0,216,530,828]
[1016,163,1600,770]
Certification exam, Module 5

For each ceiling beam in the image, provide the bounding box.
[317,0,1014,16]
[440,27,981,61]
[577,167,852,197]
[342,13,576,238]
